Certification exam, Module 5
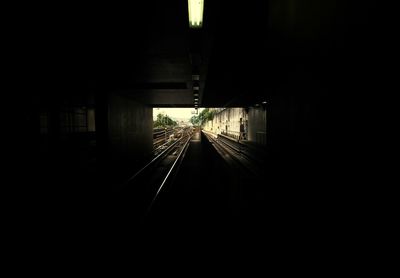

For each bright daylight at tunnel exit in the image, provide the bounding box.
[152,106,267,151]
[146,105,267,224]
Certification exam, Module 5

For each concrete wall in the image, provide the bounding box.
[204,107,267,145]
[108,94,153,165]
[204,108,247,140]
[248,107,267,145]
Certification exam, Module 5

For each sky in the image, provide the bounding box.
[153,108,203,121]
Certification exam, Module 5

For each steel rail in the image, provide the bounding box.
[119,136,185,190]
[147,133,192,213]
[203,131,262,177]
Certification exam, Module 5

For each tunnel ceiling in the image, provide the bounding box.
[32,1,374,108]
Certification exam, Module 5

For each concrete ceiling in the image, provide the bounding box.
[27,1,377,108]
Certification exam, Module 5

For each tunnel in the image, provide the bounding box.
[19,0,382,248]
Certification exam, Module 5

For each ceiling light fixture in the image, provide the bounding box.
[188,0,204,28]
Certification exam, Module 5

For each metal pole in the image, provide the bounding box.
[164,114,167,143]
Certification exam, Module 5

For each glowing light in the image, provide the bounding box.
[188,0,204,28]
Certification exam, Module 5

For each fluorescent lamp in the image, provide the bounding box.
[188,0,204,28]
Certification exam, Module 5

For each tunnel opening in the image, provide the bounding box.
[125,106,269,225]
[152,106,267,147]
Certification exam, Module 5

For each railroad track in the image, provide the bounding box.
[117,128,193,217]
[153,127,187,155]
[153,128,173,152]
[203,130,265,178]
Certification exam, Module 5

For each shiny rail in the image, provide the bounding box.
[203,130,264,178]
[147,134,192,213]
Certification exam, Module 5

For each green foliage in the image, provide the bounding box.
[190,115,200,126]
[190,108,215,126]
[154,113,178,128]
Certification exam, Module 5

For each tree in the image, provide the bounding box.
[190,108,215,126]
[190,115,200,126]
[154,113,177,128]
[199,108,214,126]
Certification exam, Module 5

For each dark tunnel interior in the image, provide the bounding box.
[14,0,385,254]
